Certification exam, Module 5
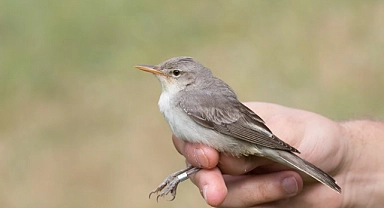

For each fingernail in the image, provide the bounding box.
[202,185,208,201]
[194,148,209,168]
[282,176,298,196]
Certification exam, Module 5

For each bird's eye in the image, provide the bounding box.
[172,70,181,77]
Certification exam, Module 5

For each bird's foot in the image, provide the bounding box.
[149,166,200,201]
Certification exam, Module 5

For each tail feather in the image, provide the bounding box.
[263,149,341,193]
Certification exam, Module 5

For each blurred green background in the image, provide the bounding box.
[1,1,383,207]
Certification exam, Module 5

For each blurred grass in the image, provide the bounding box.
[0,1,383,207]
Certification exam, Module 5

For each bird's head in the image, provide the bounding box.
[135,56,212,93]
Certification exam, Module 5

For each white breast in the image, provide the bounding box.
[158,91,202,142]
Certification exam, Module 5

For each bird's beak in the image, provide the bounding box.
[135,65,166,76]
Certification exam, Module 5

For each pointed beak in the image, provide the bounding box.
[135,65,166,76]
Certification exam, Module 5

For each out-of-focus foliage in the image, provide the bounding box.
[0,1,383,207]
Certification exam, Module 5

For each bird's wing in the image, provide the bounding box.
[179,90,300,153]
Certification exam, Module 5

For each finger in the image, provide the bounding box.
[172,135,185,155]
[190,167,228,207]
[218,154,274,175]
[172,135,219,169]
[220,171,303,207]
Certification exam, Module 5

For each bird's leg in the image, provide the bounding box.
[149,165,201,201]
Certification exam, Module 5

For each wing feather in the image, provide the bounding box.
[179,87,299,153]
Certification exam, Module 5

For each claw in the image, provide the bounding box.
[167,194,176,201]
[149,166,200,201]
[149,191,156,199]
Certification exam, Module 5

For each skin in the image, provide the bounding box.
[173,102,384,207]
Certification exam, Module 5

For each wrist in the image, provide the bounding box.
[340,120,384,207]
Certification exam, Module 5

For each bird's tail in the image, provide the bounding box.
[263,149,341,193]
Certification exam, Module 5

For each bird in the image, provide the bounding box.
[135,56,341,201]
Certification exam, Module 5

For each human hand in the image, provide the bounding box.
[173,102,349,207]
